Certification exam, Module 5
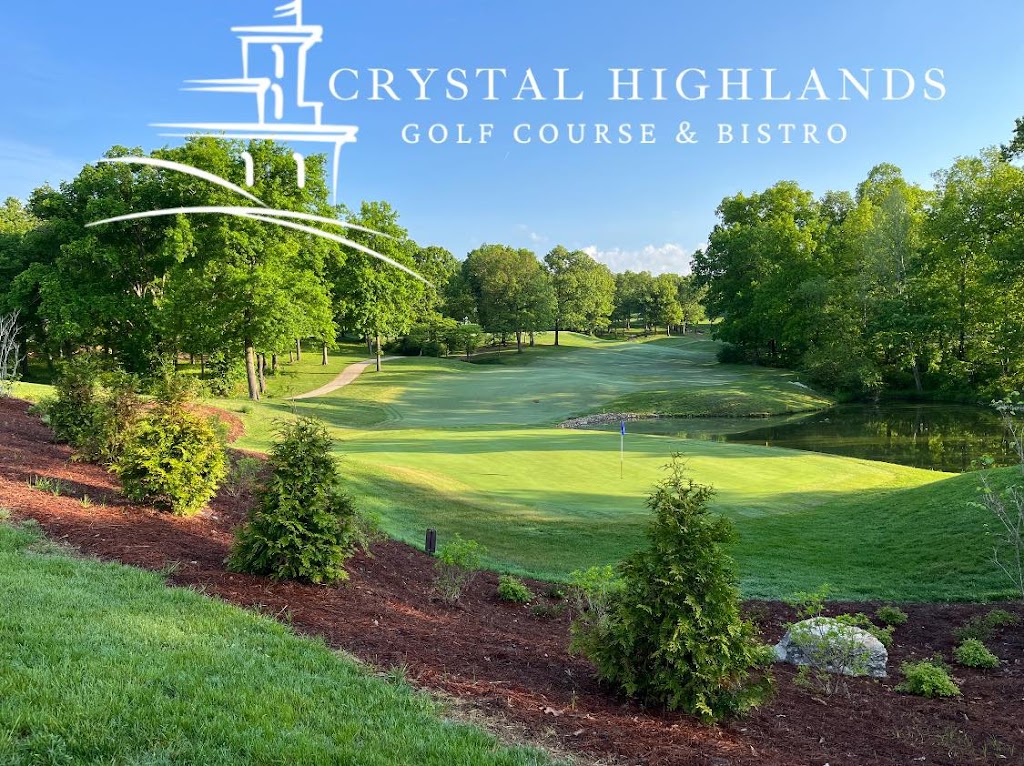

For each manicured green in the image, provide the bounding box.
[0,522,554,766]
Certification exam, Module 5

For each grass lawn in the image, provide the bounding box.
[0,521,554,766]
[217,333,1011,601]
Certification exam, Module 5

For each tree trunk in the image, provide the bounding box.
[288,350,293,363]
[911,355,923,394]
[272,353,278,374]
[258,353,267,394]
[529,332,535,347]
[244,343,260,401]
[375,333,382,372]
[295,338,302,362]
[516,331,523,353]
[554,322,560,346]
[322,344,329,366]
[200,355,206,378]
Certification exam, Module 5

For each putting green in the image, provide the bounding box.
[225,334,1013,601]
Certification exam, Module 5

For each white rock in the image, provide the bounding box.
[774,617,887,678]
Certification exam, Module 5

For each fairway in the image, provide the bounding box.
[214,333,1014,601]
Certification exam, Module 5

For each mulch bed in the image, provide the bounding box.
[1,396,1021,765]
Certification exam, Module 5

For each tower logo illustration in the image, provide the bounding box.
[87,0,427,284]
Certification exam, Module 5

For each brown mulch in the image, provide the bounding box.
[1,396,1022,766]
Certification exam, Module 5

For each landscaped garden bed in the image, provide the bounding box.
[1,396,1021,765]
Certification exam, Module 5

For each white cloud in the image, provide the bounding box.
[516,223,549,246]
[582,243,696,275]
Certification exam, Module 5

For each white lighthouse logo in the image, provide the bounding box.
[85,1,428,285]
[155,0,357,202]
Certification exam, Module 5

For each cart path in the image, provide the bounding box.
[289,356,403,400]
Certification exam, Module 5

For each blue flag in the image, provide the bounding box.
[620,421,626,436]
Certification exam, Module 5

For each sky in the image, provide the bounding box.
[2,1,1023,274]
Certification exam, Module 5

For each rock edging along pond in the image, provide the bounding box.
[558,413,662,429]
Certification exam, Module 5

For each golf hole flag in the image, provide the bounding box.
[619,421,626,478]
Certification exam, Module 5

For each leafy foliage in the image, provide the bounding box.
[114,399,227,517]
[433,534,485,605]
[896,660,961,698]
[496,574,534,604]
[953,609,1021,643]
[229,418,368,584]
[570,458,773,722]
[875,605,909,627]
[224,455,263,499]
[953,639,1000,669]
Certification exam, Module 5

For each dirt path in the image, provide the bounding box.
[290,356,402,400]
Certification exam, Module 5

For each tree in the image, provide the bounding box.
[157,139,337,399]
[333,201,425,372]
[571,459,773,722]
[462,244,555,352]
[676,274,707,334]
[647,273,684,335]
[544,246,615,344]
[1000,116,1024,161]
[613,271,653,330]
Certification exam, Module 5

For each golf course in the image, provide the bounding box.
[199,333,1008,602]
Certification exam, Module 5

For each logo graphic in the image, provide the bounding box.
[86,1,427,284]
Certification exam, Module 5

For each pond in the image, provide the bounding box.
[585,404,1018,473]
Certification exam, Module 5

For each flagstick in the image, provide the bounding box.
[620,429,624,479]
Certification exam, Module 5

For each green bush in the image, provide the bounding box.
[875,605,909,627]
[897,660,960,698]
[567,565,624,652]
[224,455,263,498]
[433,534,485,605]
[497,575,534,604]
[114,402,226,517]
[570,458,773,722]
[835,613,895,648]
[953,639,1000,669]
[786,584,831,619]
[953,609,1020,643]
[229,418,369,585]
[530,602,566,619]
[42,355,105,451]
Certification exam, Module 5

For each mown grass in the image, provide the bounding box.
[0,521,556,766]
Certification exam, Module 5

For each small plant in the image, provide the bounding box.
[897,660,960,698]
[786,618,875,697]
[835,613,895,648]
[531,602,566,619]
[114,400,227,517]
[79,495,94,509]
[544,584,566,600]
[28,475,64,496]
[433,534,486,605]
[497,574,534,604]
[224,455,263,498]
[0,507,11,521]
[953,609,1021,643]
[875,605,909,627]
[229,418,369,585]
[953,639,1000,669]
[786,583,831,619]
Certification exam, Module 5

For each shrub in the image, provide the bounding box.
[114,402,226,516]
[531,602,566,619]
[497,575,534,604]
[786,617,881,697]
[229,418,368,585]
[433,534,485,605]
[953,639,1000,669]
[875,605,909,627]
[567,565,624,653]
[896,660,960,698]
[224,455,263,498]
[570,458,773,722]
[786,584,831,619]
[835,613,895,648]
[42,355,105,450]
[953,609,1021,643]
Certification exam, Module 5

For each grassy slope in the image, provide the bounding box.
[0,522,553,766]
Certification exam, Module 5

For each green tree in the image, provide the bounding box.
[544,246,615,344]
[333,201,426,371]
[462,244,555,352]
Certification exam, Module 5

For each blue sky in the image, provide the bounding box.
[2,1,1024,274]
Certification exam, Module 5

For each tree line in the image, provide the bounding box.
[0,137,700,400]
[693,130,1024,399]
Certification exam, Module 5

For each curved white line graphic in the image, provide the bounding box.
[86,206,394,240]
[98,157,267,207]
[238,212,431,285]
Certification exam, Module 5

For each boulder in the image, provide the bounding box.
[774,617,887,678]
